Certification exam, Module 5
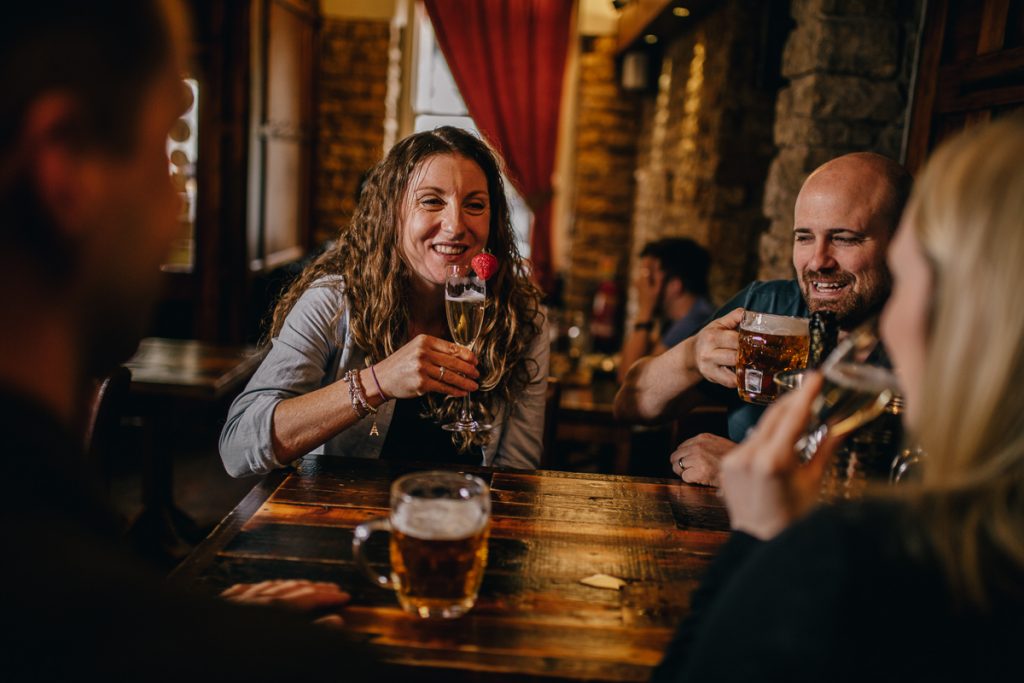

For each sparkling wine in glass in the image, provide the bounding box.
[442,264,492,432]
[796,322,900,463]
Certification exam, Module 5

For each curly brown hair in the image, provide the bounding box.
[269,126,543,450]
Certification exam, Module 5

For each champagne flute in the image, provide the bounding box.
[442,264,492,432]
[796,321,901,463]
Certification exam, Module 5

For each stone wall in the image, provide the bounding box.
[759,0,923,279]
[629,0,779,306]
[315,18,390,245]
[564,36,642,312]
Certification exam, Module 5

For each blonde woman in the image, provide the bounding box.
[220,127,548,476]
[655,116,1024,681]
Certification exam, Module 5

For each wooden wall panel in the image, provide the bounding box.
[906,0,1024,172]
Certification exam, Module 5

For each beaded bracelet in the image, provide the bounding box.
[344,370,367,418]
[344,369,376,418]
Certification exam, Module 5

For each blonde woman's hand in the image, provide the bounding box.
[371,334,479,399]
[692,308,744,388]
[718,373,837,540]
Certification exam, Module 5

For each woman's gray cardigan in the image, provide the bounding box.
[219,279,549,477]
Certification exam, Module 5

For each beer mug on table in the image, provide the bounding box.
[352,471,490,619]
[736,311,810,404]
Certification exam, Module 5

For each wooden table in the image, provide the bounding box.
[171,456,730,682]
[126,337,265,400]
[124,337,265,560]
[555,380,635,473]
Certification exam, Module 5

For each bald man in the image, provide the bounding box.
[614,153,912,485]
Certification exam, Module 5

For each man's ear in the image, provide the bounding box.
[23,93,105,241]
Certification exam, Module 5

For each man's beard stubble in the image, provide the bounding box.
[800,267,891,331]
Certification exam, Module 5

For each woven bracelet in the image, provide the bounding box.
[368,364,390,401]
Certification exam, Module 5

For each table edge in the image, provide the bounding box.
[167,468,289,587]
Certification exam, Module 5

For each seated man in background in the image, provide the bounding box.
[614,153,911,485]
[0,3,374,679]
[618,237,714,382]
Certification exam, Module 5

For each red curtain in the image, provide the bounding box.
[424,0,573,295]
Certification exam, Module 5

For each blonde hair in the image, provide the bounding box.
[907,115,1024,608]
[269,127,543,452]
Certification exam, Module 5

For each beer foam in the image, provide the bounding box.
[392,499,488,540]
[741,313,808,336]
[445,290,485,303]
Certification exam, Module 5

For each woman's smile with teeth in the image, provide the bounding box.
[433,244,467,255]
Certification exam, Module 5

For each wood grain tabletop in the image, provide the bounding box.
[171,456,730,682]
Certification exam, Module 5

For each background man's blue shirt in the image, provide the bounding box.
[662,296,716,349]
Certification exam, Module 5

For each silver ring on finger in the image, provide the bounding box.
[438,365,446,380]
[677,457,685,470]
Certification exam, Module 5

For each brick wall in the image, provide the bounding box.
[315,18,389,245]
[759,0,923,279]
[629,0,779,306]
[564,36,642,312]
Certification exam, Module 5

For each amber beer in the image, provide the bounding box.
[391,499,489,618]
[736,312,810,404]
[352,471,491,619]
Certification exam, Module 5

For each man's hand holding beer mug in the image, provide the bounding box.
[669,308,811,486]
[688,308,745,389]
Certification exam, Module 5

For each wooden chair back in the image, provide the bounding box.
[82,365,132,479]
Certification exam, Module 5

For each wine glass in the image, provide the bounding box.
[795,321,901,464]
[442,264,492,432]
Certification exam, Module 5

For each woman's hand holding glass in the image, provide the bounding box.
[370,334,480,400]
[719,374,839,540]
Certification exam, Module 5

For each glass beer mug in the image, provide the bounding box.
[736,311,810,404]
[352,471,491,619]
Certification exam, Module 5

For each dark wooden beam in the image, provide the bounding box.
[616,0,673,53]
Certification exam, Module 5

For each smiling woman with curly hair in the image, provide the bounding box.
[220,127,548,476]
